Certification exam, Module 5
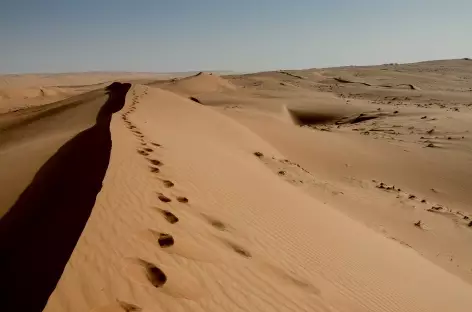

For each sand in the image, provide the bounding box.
[1,59,472,312]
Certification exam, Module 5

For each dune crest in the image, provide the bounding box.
[148,72,237,96]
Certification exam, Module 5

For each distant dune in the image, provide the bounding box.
[147,72,237,96]
[1,59,472,312]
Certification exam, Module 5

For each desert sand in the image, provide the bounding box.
[1,59,472,311]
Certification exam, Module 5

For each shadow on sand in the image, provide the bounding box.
[0,82,131,311]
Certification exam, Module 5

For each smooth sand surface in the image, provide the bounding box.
[1,60,472,311]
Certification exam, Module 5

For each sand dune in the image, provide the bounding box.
[1,60,472,312]
[0,86,84,114]
[148,72,237,97]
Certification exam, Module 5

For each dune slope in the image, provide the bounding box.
[41,84,472,312]
[0,83,131,311]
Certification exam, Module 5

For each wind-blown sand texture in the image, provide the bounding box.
[1,59,472,312]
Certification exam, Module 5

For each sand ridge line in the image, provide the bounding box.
[0,82,132,312]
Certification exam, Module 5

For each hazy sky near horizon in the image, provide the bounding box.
[1,0,471,73]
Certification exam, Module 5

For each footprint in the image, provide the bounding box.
[189,96,202,104]
[258,263,321,295]
[157,208,179,224]
[117,300,142,312]
[201,214,226,231]
[224,240,251,258]
[149,167,160,173]
[176,196,189,203]
[162,180,174,188]
[157,193,171,203]
[137,259,167,288]
[137,150,149,156]
[143,148,153,153]
[133,229,224,263]
[154,232,175,248]
[122,257,205,299]
[148,159,162,166]
[92,300,142,312]
[151,142,162,147]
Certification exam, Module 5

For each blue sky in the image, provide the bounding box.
[1,0,471,73]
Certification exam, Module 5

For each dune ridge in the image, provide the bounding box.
[0,83,131,312]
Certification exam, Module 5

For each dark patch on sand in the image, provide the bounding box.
[0,82,131,312]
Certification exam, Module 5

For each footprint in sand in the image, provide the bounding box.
[201,214,227,231]
[122,258,204,299]
[137,259,167,288]
[156,208,179,224]
[150,142,162,147]
[157,193,172,203]
[133,229,224,263]
[148,159,163,166]
[116,301,142,312]
[143,147,153,153]
[222,239,252,258]
[92,300,142,312]
[176,196,189,203]
[157,233,175,247]
[162,180,174,188]
[149,166,160,173]
[258,262,321,295]
[147,230,175,248]
[137,150,149,156]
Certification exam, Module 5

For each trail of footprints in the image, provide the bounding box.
[254,149,472,229]
[112,89,262,310]
[373,180,472,228]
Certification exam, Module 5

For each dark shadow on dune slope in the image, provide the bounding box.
[288,107,394,127]
[288,109,343,126]
[0,82,131,312]
[189,96,202,104]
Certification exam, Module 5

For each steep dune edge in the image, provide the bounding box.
[0,88,109,215]
[0,83,132,312]
[45,84,472,312]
